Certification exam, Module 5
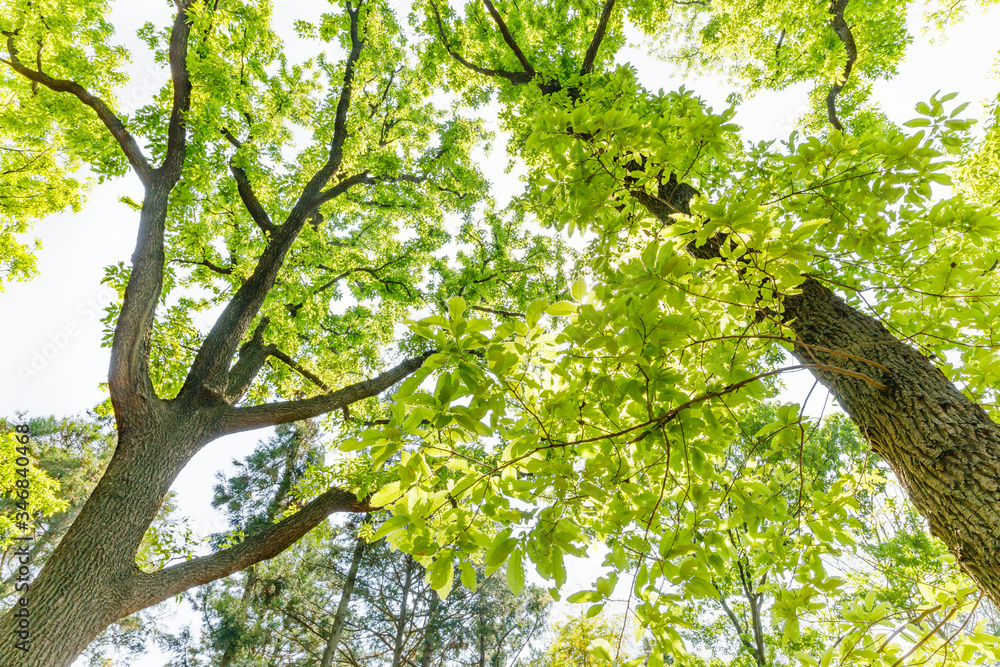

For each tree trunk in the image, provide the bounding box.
[321,529,368,667]
[633,179,1000,605]
[782,278,1000,600]
[418,591,440,667]
[0,409,203,667]
[216,566,258,667]
[391,555,415,667]
[219,428,307,667]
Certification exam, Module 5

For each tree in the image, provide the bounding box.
[3,0,1000,665]
[0,67,87,290]
[0,0,564,663]
[1,415,196,665]
[167,425,549,667]
[522,613,636,667]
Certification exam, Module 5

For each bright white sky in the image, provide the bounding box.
[1,1,999,664]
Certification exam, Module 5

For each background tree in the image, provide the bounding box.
[521,613,636,667]
[322,3,1000,666]
[1,414,197,665]
[4,0,1000,665]
[0,65,88,290]
[160,421,550,667]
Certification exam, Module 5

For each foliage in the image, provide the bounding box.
[0,414,191,663]
[522,613,637,667]
[0,418,72,556]
[165,425,550,667]
[0,0,127,288]
[3,0,1000,665]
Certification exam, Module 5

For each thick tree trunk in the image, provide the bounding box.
[633,180,1000,605]
[0,407,203,667]
[782,278,1000,600]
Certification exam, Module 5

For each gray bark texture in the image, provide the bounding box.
[634,176,1000,607]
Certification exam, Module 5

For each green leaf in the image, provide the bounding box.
[429,553,454,599]
[484,530,518,575]
[370,515,408,541]
[460,561,478,591]
[546,301,577,317]
[526,298,548,327]
[566,590,602,603]
[370,481,402,507]
[448,296,466,319]
[588,638,613,662]
[506,547,525,595]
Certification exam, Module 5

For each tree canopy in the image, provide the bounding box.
[2,0,1000,666]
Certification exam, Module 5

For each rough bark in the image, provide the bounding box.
[782,278,1000,601]
[633,177,1000,607]
[0,406,200,667]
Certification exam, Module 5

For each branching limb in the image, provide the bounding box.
[714,586,759,659]
[0,32,153,185]
[481,0,535,76]
[174,257,233,275]
[221,128,277,235]
[180,2,367,399]
[469,304,525,319]
[160,0,194,182]
[287,0,366,221]
[218,352,432,434]
[826,0,857,132]
[130,486,368,613]
[580,0,617,76]
[313,171,375,208]
[225,318,271,403]
[268,348,333,393]
[107,1,194,417]
[428,0,532,84]
[315,260,413,297]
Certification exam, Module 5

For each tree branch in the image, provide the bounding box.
[268,348,333,393]
[287,0,366,221]
[0,32,153,185]
[314,171,375,209]
[714,586,759,659]
[174,257,233,275]
[826,0,857,132]
[218,352,432,434]
[428,0,532,85]
[469,304,525,319]
[222,128,277,235]
[481,0,535,76]
[105,1,193,418]
[160,0,194,182]
[179,2,367,399]
[225,318,271,403]
[580,0,616,77]
[129,486,369,614]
